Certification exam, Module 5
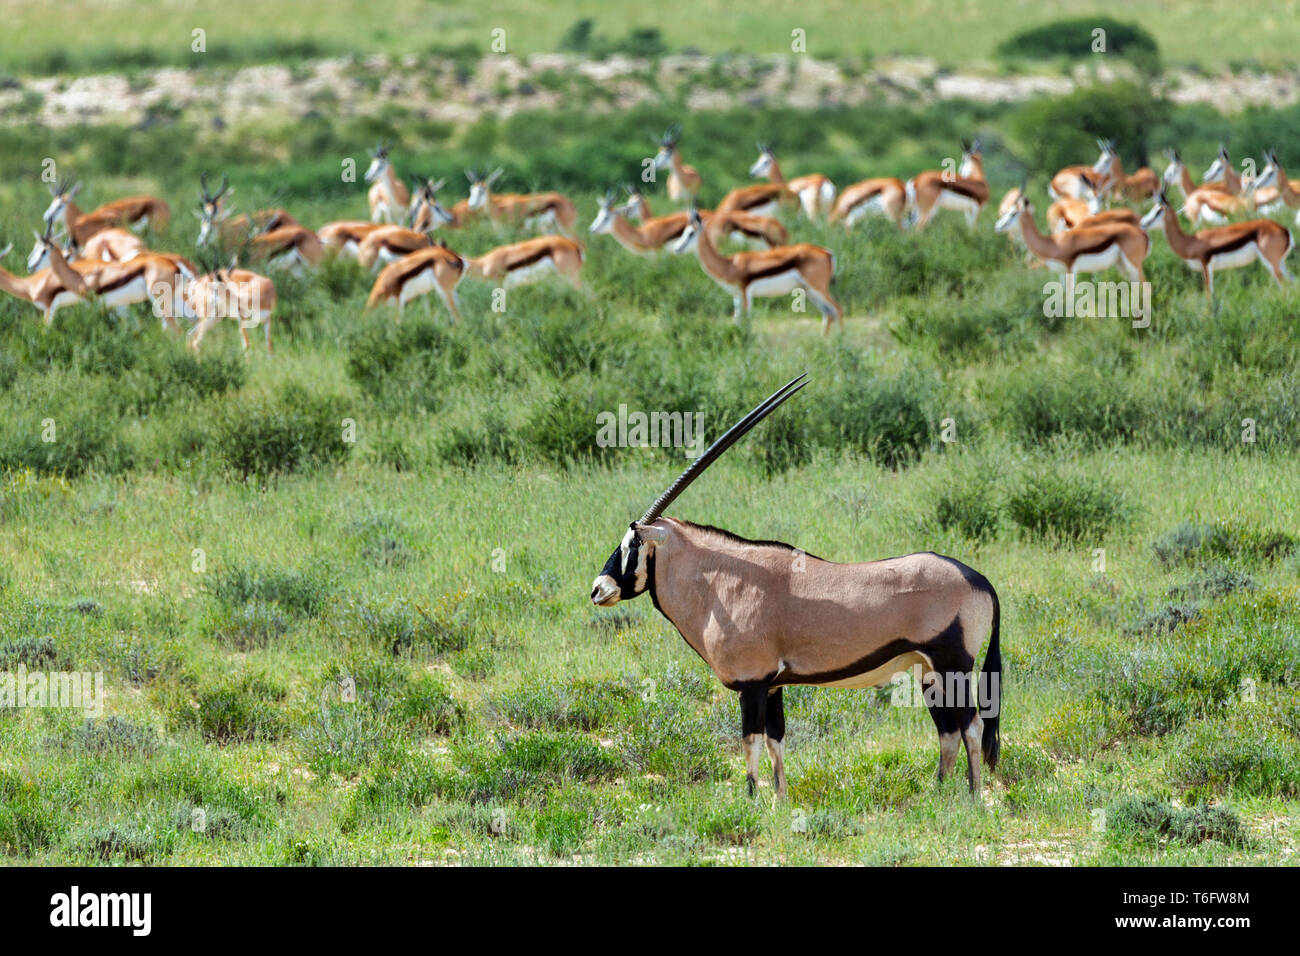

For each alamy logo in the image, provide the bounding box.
[595,405,706,457]
[50,886,151,936]
[0,664,103,717]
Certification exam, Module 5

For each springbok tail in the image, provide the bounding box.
[979,587,1001,770]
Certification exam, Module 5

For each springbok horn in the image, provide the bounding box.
[639,373,809,524]
[216,174,229,199]
[0,243,11,259]
[200,171,211,202]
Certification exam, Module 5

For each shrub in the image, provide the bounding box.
[1106,795,1250,848]
[997,19,1160,72]
[71,717,160,757]
[1007,467,1131,544]
[1038,699,1129,759]
[695,798,763,846]
[824,358,940,468]
[175,674,289,743]
[1151,521,1296,568]
[618,692,725,783]
[212,383,350,482]
[204,560,332,616]
[934,477,1001,543]
[1174,716,1300,799]
[0,770,60,855]
[345,318,467,411]
[495,677,635,731]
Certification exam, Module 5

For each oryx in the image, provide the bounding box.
[590,375,1002,797]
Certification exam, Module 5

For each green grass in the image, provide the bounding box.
[1,87,1299,865]
[9,1,1300,76]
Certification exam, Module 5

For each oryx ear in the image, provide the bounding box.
[633,522,669,542]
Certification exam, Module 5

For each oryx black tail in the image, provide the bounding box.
[979,587,1001,770]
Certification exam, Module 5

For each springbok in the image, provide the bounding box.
[195,173,298,247]
[364,144,410,223]
[28,226,188,329]
[613,186,787,248]
[995,190,1150,287]
[748,143,836,218]
[673,207,841,333]
[0,241,87,324]
[365,241,466,321]
[71,227,145,264]
[465,168,578,236]
[1092,139,1160,201]
[1254,148,1300,219]
[830,176,908,228]
[1049,141,1112,200]
[906,139,989,228]
[652,125,701,203]
[1140,188,1293,301]
[318,220,385,258]
[248,225,324,273]
[1184,165,1268,226]
[185,260,276,353]
[1201,143,1244,195]
[356,189,457,270]
[1047,175,1140,233]
[43,179,170,242]
[590,375,1002,798]
[464,235,584,291]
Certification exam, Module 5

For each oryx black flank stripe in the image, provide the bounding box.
[768,614,974,689]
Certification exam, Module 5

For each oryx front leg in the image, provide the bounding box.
[737,681,769,798]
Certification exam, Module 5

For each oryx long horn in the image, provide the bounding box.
[639,373,809,524]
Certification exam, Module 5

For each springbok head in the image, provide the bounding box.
[589,189,623,234]
[621,183,649,222]
[42,178,82,228]
[195,172,232,246]
[466,167,503,210]
[590,374,809,607]
[364,144,391,184]
[748,142,777,178]
[993,183,1030,233]
[1202,142,1231,183]
[26,220,60,272]
[1139,188,1173,231]
[1161,148,1184,185]
[407,176,453,229]
[959,138,984,177]
[1254,149,1280,192]
[653,125,682,169]
[670,205,706,254]
[1092,138,1119,175]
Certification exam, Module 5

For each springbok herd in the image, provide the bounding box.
[1,129,1296,352]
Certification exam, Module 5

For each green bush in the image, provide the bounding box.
[212,383,351,482]
[1151,521,1296,568]
[1007,467,1131,544]
[1105,795,1250,848]
[997,18,1161,74]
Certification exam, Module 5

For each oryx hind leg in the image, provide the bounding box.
[765,687,787,799]
[922,672,962,783]
[948,671,983,795]
[737,680,769,798]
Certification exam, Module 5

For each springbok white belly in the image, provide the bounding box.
[100,276,149,308]
[937,191,980,215]
[503,256,557,287]
[747,269,805,298]
[1208,242,1260,270]
[845,195,887,225]
[747,201,779,218]
[524,211,558,232]
[1071,245,1123,273]
[398,266,440,305]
